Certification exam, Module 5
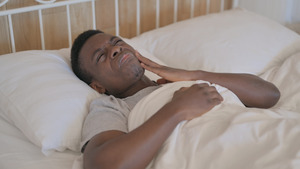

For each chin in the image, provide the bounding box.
[121,58,145,81]
[134,65,144,79]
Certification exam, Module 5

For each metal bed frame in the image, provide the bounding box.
[0,0,239,53]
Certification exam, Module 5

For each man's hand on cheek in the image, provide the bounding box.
[135,50,200,82]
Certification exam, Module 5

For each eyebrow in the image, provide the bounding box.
[91,36,119,61]
[110,36,118,42]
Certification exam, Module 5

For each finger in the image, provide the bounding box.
[135,50,160,67]
[156,78,172,85]
[135,50,148,63]
[208,91,224,102]
[210,97,223,105]
[156,78,166,84]
[205,86,218,93]
[135,50,145,60]
[193,83,210,88]
[140,62,161,75]
[179,87,189,91]
[203,86,223,101]
[140,60,168,78]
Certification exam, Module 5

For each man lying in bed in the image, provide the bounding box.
[71,30,280,169]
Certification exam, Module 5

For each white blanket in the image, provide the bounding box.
[128,53,300,169]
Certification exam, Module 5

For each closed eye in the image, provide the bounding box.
[96,53,105,63]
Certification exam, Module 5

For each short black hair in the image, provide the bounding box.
[71,29,103,84]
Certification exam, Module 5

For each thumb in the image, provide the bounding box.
[156,78,172,84]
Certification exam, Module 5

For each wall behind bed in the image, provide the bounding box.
[0,0,233,55]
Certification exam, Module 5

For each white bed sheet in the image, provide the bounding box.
[1,52,299,169]
[0,113,80,169]
[128,52,300,169]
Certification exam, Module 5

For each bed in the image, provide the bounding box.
[0,0,300,169]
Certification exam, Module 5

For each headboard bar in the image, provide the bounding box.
[66,4,72,49]
[190,0,195,18]
[174,0,178,23]
[0,0,9,8]
[156,0,160,29]
[114,0,119,36]
[7,14,15,53]
[232,0,239,8]
[220,0,225,12]
[206,0,210,14]
[136,0,141,36]
[38,9,45,51]
[36,0,56,4]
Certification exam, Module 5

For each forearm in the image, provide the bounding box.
[137,53,279,108]
[191,71,280,108]
[85,103,183,169]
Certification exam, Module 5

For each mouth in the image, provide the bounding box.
[119,52,134,67]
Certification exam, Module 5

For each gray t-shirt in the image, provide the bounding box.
[80,86,160,152]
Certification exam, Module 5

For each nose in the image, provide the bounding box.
[110,46,122,59]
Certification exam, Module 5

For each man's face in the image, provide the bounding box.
[79,33,144,96]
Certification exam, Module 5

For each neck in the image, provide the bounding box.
[115,75,157,98]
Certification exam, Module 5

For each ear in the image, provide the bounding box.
[89,81,106,94]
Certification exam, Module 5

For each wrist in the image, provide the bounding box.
[160,102,187,123]
[189,70,206,81]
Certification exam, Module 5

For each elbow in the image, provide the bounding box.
[246,84,281,109]
[269,87,281,108]
[261,85,281,109]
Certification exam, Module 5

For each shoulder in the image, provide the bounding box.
[90,94,130,112]
[81,95,130,152]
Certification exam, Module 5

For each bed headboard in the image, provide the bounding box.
[0,0,235,55]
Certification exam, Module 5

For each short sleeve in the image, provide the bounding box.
[80,95,130,152]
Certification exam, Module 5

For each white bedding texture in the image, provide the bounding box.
[0,8,300,169]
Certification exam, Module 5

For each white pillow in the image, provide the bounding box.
[0,49,100,154]
[0,46,164,154]
[130,8,300,75]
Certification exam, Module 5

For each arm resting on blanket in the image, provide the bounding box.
[194,71,280,108]
[83,84,223,169]
[137,52,280,108]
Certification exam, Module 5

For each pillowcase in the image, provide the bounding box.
[130,8,300,75]
[0,45,164,154]
[0,48,100,154]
